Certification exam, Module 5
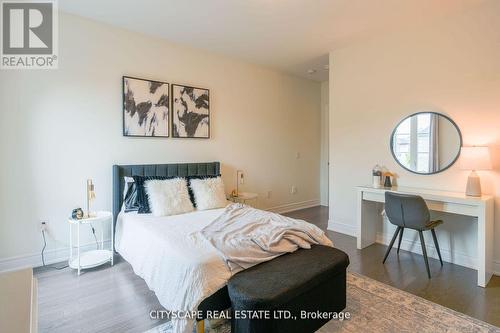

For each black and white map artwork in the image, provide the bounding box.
[123,77,169,137]
[172,84,210,138]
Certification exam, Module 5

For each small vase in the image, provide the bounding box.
[384,175,392,188]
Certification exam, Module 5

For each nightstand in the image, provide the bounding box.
[229,192,258,205]
[68,211,113,275]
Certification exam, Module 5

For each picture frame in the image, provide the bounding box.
[122,76,170,137]
[171,83,210,138]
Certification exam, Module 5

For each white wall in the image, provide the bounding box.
[320,81,329,206]
[0,13,321,270]
[328,1,500,273]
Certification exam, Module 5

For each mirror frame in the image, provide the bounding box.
[389,111,463,175]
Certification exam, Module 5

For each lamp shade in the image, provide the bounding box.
[459,146,492,171]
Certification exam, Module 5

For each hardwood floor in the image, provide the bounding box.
[34,206,500,332]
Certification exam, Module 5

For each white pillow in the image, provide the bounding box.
[145,178,194,216]
[190,177,227,210]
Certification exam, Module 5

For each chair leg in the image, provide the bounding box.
[431,229,443,266]
[383,227,401,264]
[397,227,404,254]
[418,231,431,278]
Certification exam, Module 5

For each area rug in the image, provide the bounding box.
[145,272,499,333]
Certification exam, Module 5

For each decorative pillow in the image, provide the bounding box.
[186,175,220,207]
[133,174,222,213]
[133,175,175,214]
[123,177,139,212]
[145,178,194,217]
[190,177,228,210]
[123,177,135,198]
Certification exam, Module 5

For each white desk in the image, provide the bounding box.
[356,186,494,287]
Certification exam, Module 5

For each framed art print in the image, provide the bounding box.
[171,84,210,138]
[123,76,169,137]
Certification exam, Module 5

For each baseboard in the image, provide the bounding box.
[376,232,477,270]
[0,240,111,273]
[494,260,500,276]
[327,220,357,237]
[266,199,320,214]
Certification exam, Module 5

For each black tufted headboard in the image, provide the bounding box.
[112,162,221,230]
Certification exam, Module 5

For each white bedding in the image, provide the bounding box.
[201,204,333,271]
[116,204,332,333]
[115,207,235,333]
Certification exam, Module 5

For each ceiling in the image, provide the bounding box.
[59,0,482,82]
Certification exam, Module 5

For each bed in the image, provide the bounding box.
[112,162,232,333]
[112,162,335,333]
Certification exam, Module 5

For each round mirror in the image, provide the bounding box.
[390,112,462,174]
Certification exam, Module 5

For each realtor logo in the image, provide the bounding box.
[1,0,58,69]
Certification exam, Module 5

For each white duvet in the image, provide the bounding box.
[115,207,234,333]
[116,204,333,333]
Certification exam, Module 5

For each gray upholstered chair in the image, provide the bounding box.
[383,192,443,278]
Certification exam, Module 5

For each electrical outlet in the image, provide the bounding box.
[40,220,48,231]
[291,186,297,194]
[267,190,272,199]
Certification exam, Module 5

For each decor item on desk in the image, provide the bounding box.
[71,208,84,220]
[460,146,492,197]
[86,179,96,218]
[384,172,393,188]
[123,76,169,137]
[172,84,210,138]
[372,165,382,188]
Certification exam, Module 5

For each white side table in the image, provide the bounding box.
[229,192,258,205]
[68,211,113,275]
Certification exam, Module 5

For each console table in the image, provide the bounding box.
[356,185,494,287]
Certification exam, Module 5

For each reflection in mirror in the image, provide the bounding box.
[391,112,462,174]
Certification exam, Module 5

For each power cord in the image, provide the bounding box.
[41,229,68,270]
[40,222,99,269]
[90,223,99,249]
[41,229,47,266]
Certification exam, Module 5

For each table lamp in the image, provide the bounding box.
[86,179,96,218]
[460,146,491,197]
[231,170,244,198]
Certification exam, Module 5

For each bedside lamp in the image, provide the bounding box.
[86,179,96,218]
[460,146,491,197]
[231,170,244,198]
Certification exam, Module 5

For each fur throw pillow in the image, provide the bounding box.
[190,177,228,210]
[145,178,194,216]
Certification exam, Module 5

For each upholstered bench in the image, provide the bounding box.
[227,245,349,333]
